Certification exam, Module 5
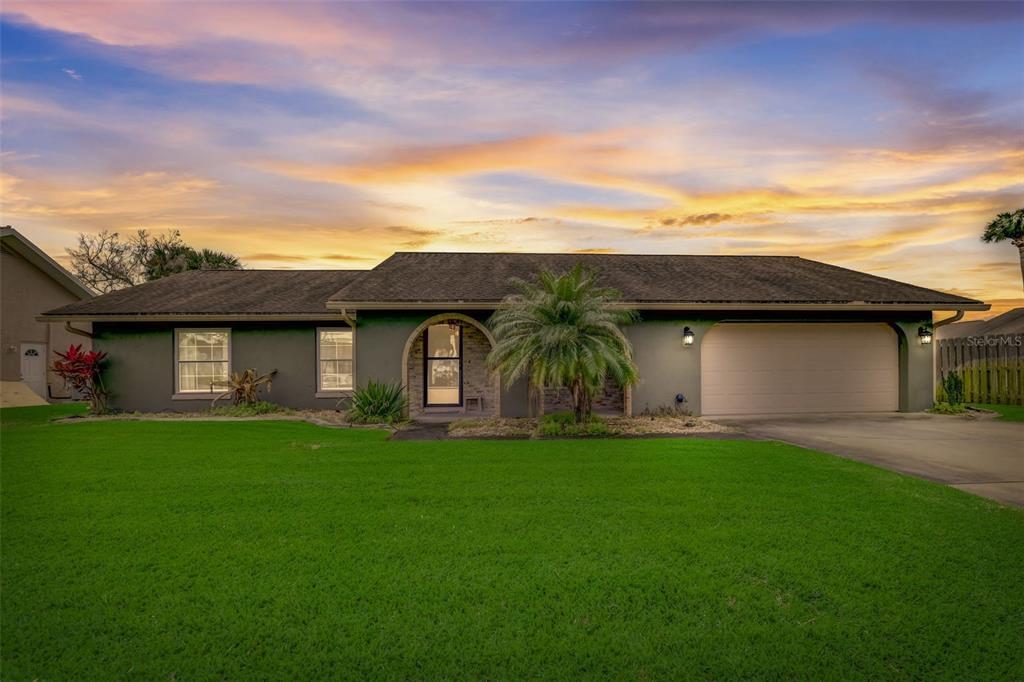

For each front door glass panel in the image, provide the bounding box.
[425,324,461,405]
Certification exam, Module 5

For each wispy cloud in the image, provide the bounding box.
[1,1,1022,304]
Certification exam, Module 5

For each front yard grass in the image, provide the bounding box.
[971,403,1024,422]
[2,405,1022,679]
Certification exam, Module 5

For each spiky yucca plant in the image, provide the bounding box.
[346,381,408,424]
[487,265,639,423]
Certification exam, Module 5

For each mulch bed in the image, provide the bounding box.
[448,415,735,439]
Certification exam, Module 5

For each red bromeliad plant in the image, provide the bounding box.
[52,344,109,414]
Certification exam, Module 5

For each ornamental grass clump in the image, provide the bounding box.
[930,372,967,415]
[537,412,612,437]
[346,381,407,424]
[937,372,965,406]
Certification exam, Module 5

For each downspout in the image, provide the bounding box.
[929,310,964,407]
[932,310,964,329]
[64,321,94,339]
[339,308,356,328]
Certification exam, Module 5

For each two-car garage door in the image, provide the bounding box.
[701,323,899,416]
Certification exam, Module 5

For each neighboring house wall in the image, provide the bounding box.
[92,309,936,416]
[0,243,91,399]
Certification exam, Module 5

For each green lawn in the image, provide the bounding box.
[971,403,1024,422]
[2,406,1022,679]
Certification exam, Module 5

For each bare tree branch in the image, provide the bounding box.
[66,229,242,292]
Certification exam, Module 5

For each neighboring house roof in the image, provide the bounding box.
[0,226,93,300]
[936,307,1024,339]
[42,269,363,318]
[40,251,987,319]
[327,252,983,308]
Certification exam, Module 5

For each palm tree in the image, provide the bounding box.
[487,265,639,423]
[191,248,241,271]
[982,208,1024,290]
[145,241,241,281]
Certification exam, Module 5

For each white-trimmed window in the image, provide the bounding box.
[175,329,230,393]
[318,328,354,392]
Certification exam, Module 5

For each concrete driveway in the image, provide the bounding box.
[717,412,1024,506]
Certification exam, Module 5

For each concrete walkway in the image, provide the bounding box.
[717,412,1024,507]
[389,422,449,441]
[0,381,48,408]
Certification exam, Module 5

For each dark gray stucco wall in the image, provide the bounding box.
[352,312,423,386]
[95,322,352,412]
[95,325,175,413]
[623,315,715,415]
[624,311,936,416]
[352,310,532,417]
[94,310,936,415]
[95,311,522,414]
[890,317,935,412]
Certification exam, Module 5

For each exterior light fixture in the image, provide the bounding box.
[682,326,695,346]
[918,326,933,345]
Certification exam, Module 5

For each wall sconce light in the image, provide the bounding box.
[682,326,695,346]
[918,326,933,345]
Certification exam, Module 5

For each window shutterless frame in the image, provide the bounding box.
[316,326,356,396]
[173,328,231,395]
[423,323,463,407]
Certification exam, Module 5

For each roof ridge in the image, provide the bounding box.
[145,268,369,275]
[390,251,800,258]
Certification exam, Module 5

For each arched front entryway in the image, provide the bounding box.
[400,313,501,419]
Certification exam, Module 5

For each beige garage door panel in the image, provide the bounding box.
[701,323,898,416]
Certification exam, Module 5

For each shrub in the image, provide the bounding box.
[938,371,965,406]
[537,411,612,437]
[929,401,967,415]
[346,381,407,424]
[212,368,276,406]
[208,401,291,417]
[640,404,692,419]
[51,344,108,414]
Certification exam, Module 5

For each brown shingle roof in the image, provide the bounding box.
[42,252,984,318]
[43,269,363,317]
[328,252,981,306]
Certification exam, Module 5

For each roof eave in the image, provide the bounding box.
[327,300,989,311]
[36,312,353,323]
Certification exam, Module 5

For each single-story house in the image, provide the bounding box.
[2,226,94,406]
[39,252,988,417]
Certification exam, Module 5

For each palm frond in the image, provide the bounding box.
[487,265,639,422]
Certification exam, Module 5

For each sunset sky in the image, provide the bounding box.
[2,1,1022,316]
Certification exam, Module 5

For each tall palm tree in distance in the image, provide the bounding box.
[981,208,1024,291]
[487,265,639,423]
